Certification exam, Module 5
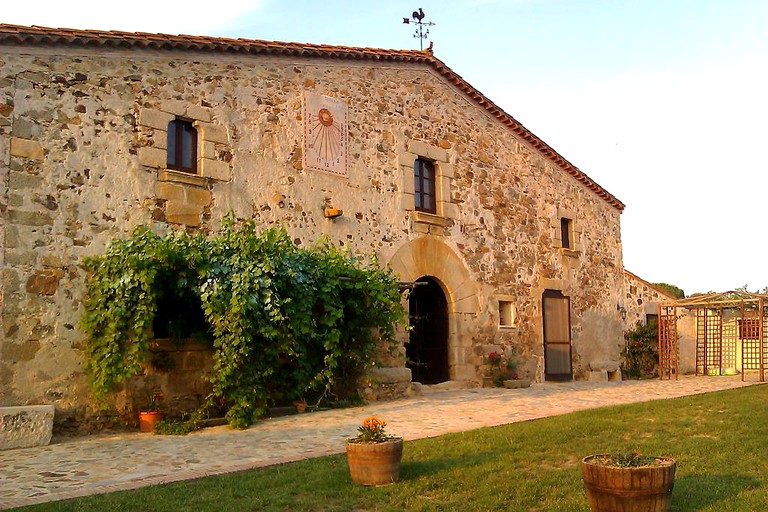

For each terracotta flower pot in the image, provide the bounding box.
[346,437,403,486]
[581,454,676,512]
[293,400,307,414]
[138,410,162,433]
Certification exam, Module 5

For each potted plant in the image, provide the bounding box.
[346,416,403,486]
[138,389,164,433]
[293,399,307,414]
[485,350,530,388]
[581,452,676,512]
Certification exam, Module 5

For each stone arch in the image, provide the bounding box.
[387,236,480,382]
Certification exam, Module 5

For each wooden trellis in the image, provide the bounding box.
[667,291,768,382]
[658,305,678,380]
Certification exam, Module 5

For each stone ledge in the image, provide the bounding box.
[368,366,412,384]
[412,211,449,227]
[589,360,620,372]
[158,169,208,187]
[0,405,54,450]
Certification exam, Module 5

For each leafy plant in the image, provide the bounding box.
[589,451,668,468]
[141,389,163,413]
[621,321,658,379]
[485,349,519,386]
[152,418,200,436]
[80,214,405,429]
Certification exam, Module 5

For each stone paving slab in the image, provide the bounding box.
[0,376,761,509]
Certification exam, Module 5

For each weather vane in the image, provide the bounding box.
[403,7,435,50]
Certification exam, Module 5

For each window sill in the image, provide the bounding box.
[498,325,518,331]
[412,211,449,227]
[158,169,208,187]
[561,248,580,259]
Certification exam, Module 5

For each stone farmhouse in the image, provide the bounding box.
[0,24,630,428]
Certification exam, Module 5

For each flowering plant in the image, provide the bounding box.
[485,350,519,386]
[621,322,658,379]
[348,416,398,443]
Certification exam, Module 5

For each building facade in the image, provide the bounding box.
[0,25,627,426]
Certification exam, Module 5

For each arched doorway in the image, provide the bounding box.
[407,276,449,384]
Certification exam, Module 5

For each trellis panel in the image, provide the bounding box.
[658,305,678,380]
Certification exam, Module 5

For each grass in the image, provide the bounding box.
[15,385,768,511]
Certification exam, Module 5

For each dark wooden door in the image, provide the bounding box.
[407,277,449,384]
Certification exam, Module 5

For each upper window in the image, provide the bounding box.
[560,217,573,249]
[167,119,198,173]
[414,158,436,214]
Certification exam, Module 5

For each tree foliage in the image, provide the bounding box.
[652,282,685,299]
[81,215,405,428]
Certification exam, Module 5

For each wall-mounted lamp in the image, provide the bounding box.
[324,207,343,219]
[616,304,627,321]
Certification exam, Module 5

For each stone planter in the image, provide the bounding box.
[346,437,404,486]
[581,454,676,512]
[503,379,531,389]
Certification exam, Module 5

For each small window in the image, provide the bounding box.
[645,314,658,327]
[560,217,573,249]
[167,119,198,173]
[414,158,436,214]
[499,301,516,327]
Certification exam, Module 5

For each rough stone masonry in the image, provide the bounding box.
[0,27,628,432]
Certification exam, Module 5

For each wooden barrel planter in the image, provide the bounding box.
[346,438,403,486]
[581,455,676,512]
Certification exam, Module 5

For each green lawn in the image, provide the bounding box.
[17,385,768,511]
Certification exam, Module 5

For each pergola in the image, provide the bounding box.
[658,291,768,382]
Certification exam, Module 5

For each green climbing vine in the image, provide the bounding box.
[80,214,405,428]
[621,321,659,379]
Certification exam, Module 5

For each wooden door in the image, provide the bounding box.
[543,289,572,381]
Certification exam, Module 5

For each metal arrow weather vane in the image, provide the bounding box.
[403,7,435,50]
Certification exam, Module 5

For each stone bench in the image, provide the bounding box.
[0,405,55,450]
[588,361,622,382]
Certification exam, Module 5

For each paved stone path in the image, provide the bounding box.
[0,375,762,509]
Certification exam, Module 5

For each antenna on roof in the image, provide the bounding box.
[402,7,435,50]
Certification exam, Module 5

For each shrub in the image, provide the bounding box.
[81,214,405,428]
[621,322,658,379]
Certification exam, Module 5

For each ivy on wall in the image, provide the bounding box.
[81,214,405,428]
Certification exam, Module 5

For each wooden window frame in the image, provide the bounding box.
[167,119,198,174]
[414,158,437,214]
[560,217,573,249]
[498,300,517,328]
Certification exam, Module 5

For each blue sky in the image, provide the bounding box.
[5,0,768,294]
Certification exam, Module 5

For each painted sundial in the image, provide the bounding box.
[303,92,348,177]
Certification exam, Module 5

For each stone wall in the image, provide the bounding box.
[0,44,625,427]
[622,270,675,327]
[622,270,695,374]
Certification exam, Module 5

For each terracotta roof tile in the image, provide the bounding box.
[0,23,624,211]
